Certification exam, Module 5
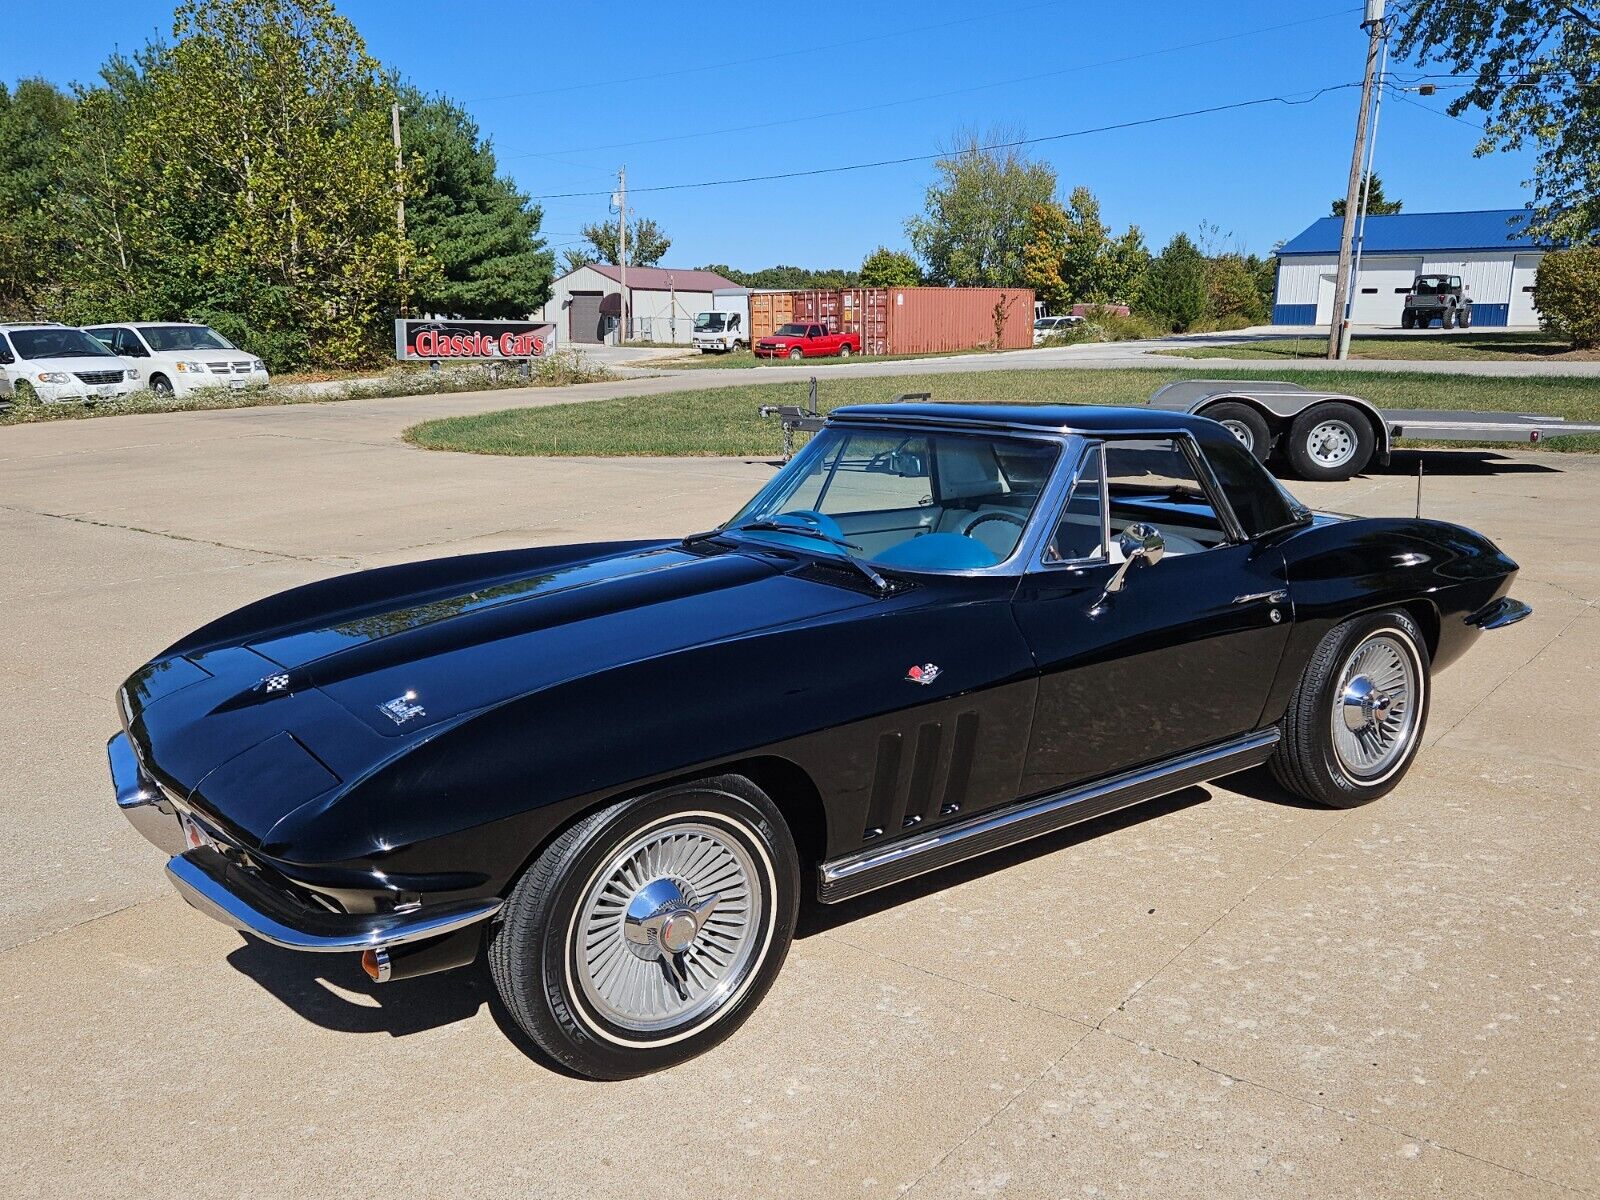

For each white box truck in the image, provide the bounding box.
[692,289,751,353]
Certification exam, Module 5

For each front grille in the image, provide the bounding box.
[74,370,124,385]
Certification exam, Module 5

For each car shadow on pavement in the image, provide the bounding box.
[226,935,488,1037]
[797,784,1213,938]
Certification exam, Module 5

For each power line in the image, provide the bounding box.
[464,0,1072,104]
[523,83,1363,200]
[500,6,1364,163]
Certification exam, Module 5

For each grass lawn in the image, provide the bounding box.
[403,366,1600,457]
[1157,331,1590,363]
[652,347,993,370]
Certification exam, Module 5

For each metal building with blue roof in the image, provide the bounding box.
[1272,209,1545,328]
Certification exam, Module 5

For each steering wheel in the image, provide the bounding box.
[961,510,1027,557]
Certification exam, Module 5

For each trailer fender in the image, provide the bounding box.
[1190,391,1392,466]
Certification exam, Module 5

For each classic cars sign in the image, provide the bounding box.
[394,319,555,361]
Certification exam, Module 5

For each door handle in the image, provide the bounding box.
[1232,589,1287,605]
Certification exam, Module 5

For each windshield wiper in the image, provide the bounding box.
[685,520,892,594]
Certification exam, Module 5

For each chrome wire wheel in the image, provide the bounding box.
[571,818,767,1037]
[1330,631,1422,784]
[1306,418,1358,470]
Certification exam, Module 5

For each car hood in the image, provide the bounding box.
[121,542,874,848]
[21,355,130,372]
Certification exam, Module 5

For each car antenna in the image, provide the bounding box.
[1415,457,1424,519]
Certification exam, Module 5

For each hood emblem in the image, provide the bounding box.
[905,663,941,686]
[378,691,426,725]
[258,672,291,694]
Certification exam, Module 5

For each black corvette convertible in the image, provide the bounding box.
[111,402,1529,1078]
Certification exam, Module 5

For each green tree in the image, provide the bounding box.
[1533,247,1600,347]
[1102,227,1151,307]
[400,86,553,318]
[0,79,74,317]
[1331,171,1403,218]
[1204,254,1268,324]
[1394,2,1600,244]
[1144,233,1207,332]
[565,217,671,271]
[905,128,1056,287]
[1060,186,1113,302]
[859,246,922,287]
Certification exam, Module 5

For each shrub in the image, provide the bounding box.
[1534,249,1600,349]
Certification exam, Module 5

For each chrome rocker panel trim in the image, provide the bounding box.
[817,728,1280,904]
[1466,596,1532,631]
[165,846,503,953]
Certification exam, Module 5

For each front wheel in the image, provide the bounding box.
[489,775,799,1079]
[1270,610,1431,807]
[788,347,804,361]
[149,373,174,396]
[1285,402,1374,482]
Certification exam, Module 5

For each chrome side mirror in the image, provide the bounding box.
[1090,523,1165,614]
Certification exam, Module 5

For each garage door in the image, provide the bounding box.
[1509,254,1541,328]
[568,292,604,343]
[1350,256,1422,326]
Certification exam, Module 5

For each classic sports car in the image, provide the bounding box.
[111,403,1530,1078]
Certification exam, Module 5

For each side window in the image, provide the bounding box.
[1103,438,1227,554]
[1047,445,1105,562]
[119,329,149,356]
[1202,436,1299,537]
[729,314,741,331]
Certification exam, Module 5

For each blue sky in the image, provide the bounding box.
[3,0,1534,272]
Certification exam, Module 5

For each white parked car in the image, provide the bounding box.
[0,323,142,405]
[1032,315,1084,345]
[84,322,268,395]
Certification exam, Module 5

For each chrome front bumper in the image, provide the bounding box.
[1467,596,1533,630]
[109,731,501,952]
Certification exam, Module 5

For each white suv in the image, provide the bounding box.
[0,323,142,404]
[85,322,269,395]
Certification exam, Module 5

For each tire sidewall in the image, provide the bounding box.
[500,778,799,1079]
[1205,402,1271,461]
[1287,402,1375,481]
[1309,612,1431,806]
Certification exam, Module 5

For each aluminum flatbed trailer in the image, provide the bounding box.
[1147,379,1600,482]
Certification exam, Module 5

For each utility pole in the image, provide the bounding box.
[618,165,628,345]
[1327,0,1386,360]
[392,101,408,315]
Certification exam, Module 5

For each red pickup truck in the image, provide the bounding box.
[754,322,862,360]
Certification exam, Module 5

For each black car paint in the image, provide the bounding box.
[117,407,1519,927]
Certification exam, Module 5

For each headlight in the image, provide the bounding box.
[175,360,208,373]
[125,367,140,380]
[36,372,71,383]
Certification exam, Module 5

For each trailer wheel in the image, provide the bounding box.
[1285,402,1374,482]
[1204,402,1271,461]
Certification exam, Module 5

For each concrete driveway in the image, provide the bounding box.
[2,389,1595,1198]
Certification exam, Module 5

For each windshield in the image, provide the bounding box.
[142,325,236,351]
[774,323,809,337]
[723,425,1060,571]
[694,313,727,331]
[1033,318,1056,329]
[1413,276,1453,296]
[10,328,116,359]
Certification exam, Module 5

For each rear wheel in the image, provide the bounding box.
[1285,402,1374,482]
[1459,306,1472,329]
[1442,306,1457,330]
[838,343,852,358]
[1204,401,1271,462]
[1400,310,1415,330]
[1270,610,1430,807]
[489,775,799,1080]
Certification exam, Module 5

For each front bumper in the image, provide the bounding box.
[35,381,137,404]
[1467,596,1532,630]
[109,731,501,952]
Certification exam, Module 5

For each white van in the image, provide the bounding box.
[0,323,141,404]
[85,322,269,395]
